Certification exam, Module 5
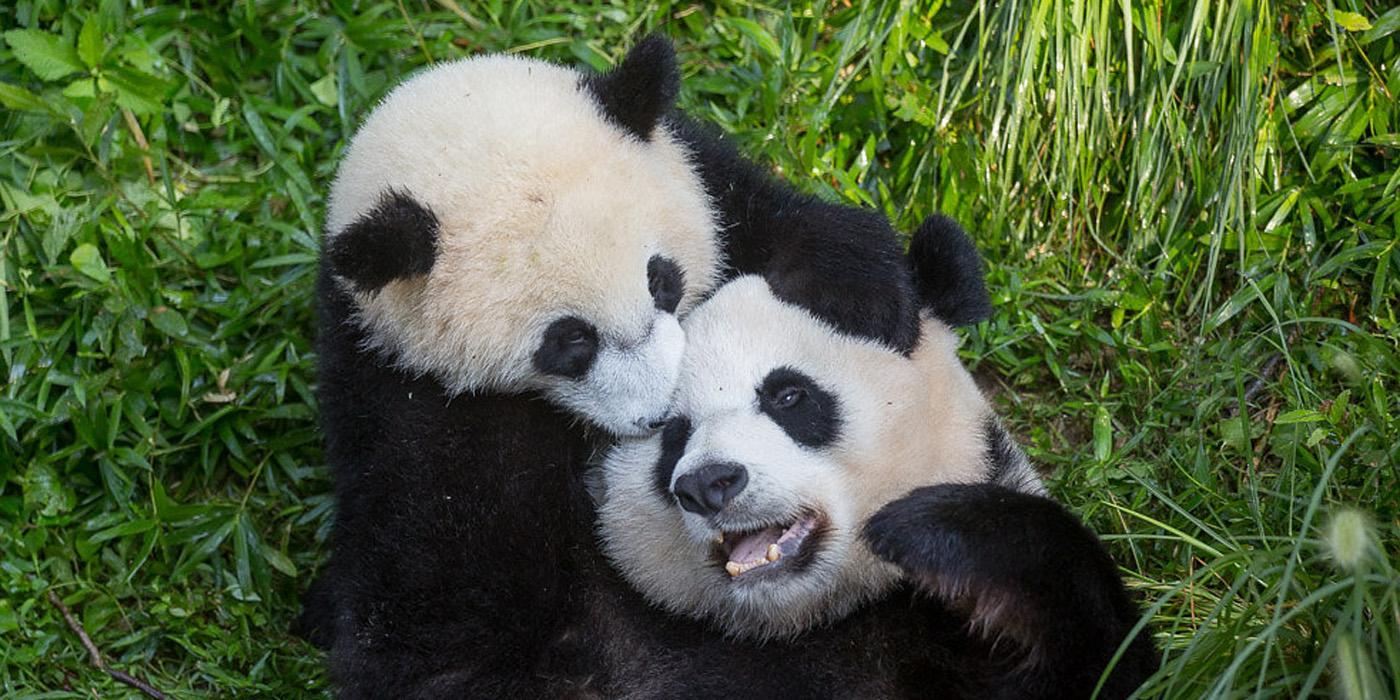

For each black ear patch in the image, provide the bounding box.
[907,214,993,326]
[326,190,439,292]
[756,367,842,449]
[581,34,680,141]
[652,415,692,500]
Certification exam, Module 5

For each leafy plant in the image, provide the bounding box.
[1,1,1395,697]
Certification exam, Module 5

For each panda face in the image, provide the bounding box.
[323,53,720,437]
[527,253,689,435]
[597,277,1002,638]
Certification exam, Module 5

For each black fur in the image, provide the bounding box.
[311,272,597,697]
[907,214,993,326]
[667,114,923,353]
[581,35,923,352]
[864,483,1158,699]
[647,255,684,314]
[581,34,679,141]
[652,415,691,499]
[302,36,1154,699]
[532,316,599,379]
[290,571,338,650]
[326,189,439,292]
[756,367,843,448]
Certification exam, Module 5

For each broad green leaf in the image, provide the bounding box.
[1218,416,1251,453]
[1333,11,1372,32]
[3,29,84,81]
[261,543,299,577]
[1093,406,1113,461]
[22,463,76,517]
[1306,427,1328,447]
[149,307,189,337]
[727,17,781,60]
[63,78,99,99]
[78,16,104,68]
[1275,409,1326,425]
[70,243,111,284]
[90,518,157,543]
[105,66,168,115]
[241,101,278,155]
[309,73,338,107]
[0,81,48,111]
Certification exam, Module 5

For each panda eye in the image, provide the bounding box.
[757,367,842,448]
[647,255,684,314]
[772,386,806,409]
[533,316,600,379]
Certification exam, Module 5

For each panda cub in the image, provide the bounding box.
[596,217,1155,696]
[321,46,719,437]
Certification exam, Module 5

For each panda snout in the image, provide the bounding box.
[672,462,748,517]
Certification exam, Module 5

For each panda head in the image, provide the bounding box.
[322,37,719,437]
[596,216,1040,639]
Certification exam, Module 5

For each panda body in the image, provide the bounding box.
[306,37,935,697]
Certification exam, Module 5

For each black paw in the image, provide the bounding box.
[865,483,1156,698]
[863,484,1144,663]
[864,483,1100,591]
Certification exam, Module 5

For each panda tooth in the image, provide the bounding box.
[766,544,781,562]
[714,532,725,545]
[725,561,742,577]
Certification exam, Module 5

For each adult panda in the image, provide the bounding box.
[302,36,924,697]
[589,216,1158,698]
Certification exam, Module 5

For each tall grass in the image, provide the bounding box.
[1,1,1396,697]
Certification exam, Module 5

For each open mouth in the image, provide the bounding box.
[712,511,826,579]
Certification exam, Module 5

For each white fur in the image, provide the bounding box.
[325,54,720,435]
[540,314,686,435]
[597,277,1045,639]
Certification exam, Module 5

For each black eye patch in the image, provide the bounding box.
[647,255,684,314]
[757,367,842,449]
[532,316,599,379]
[652,415,692,500]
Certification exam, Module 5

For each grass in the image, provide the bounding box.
[0,0,1396,697]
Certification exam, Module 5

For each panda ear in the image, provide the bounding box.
[907,214,993,327]
[326,190,439,292]
[582,34,680,141]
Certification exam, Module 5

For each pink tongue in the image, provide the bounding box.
[729,526,784,563]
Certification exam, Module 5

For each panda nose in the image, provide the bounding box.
[672,462,748,517]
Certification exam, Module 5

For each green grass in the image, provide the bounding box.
[1,1,1396,697]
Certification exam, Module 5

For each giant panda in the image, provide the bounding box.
[585,216,1157,698]
[303,36,928,697]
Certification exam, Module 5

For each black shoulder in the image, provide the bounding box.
[666,115,922,353]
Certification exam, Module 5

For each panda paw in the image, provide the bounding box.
[864,483,1074,580]
[863,484,1129,652]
